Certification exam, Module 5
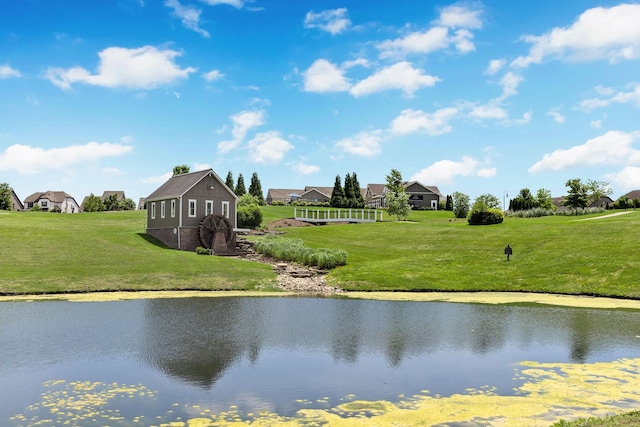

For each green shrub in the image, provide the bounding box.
[467,207,504,225]
[238,204,263,229]
[196,247,212,255]
[254,235,347,269]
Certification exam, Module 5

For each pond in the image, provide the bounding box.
[1,296,640,426]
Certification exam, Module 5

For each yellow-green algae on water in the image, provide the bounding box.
[11,359,640,427]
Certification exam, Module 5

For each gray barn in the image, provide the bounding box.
[145,169,238,251]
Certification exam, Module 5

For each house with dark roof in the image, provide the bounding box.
[365,182,443,209]
[23,191,80,213]
[623,190,640,202]
[145,169,238,251]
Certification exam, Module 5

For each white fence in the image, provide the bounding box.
[294,208,383,223]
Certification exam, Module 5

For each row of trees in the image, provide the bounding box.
[330,173,365,208]
[83,193,136,212]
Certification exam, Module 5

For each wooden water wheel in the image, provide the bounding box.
[199,214,235,253]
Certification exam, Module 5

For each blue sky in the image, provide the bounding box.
[2,0,640,206]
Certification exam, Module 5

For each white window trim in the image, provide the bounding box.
[170,199,176,218]
[160,201,166,218]
[151,202,156,219]
[221,201,230,218]
[205,200,214,216]
[188,199,197,217]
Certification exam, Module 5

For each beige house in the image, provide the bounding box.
[145,169,238,251]
[24,191,80,213]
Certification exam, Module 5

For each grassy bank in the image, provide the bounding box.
[0,210,275,294]
[267,207,640,299]
[2,207,640,299]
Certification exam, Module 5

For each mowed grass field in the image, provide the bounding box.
[0,210,275,294]
[265,206,640,298]
[2,207,640,298]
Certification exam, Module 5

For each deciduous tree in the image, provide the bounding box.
[564,178,588,210]
[0,182,11,210]
[173,165,190,175]
[452,192,470,218]
[83,194,104,212]
[385,169,410,220]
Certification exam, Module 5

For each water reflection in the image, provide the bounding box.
[139,298,640,389]
[2,297,640,424]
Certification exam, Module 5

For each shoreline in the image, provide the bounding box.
[4,289,640,310]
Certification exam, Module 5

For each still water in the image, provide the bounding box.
[1,296,640,425]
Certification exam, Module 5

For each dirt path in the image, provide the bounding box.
[576,211,634,220]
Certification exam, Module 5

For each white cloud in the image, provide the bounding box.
[304,8,351,35]
[436,4,483,29]
[0,142,133,175]
[548,109,566,124]
[165,0,210,38]
[350,62,440,97]
[217,110,265,153]
[498,71,524,100]
[45,45,196,90]
[580,82,640,111]
[377,4,482,59]
[606,166,640,190]
[410,156,495,186]
[469,104,508,120]
[199,0,245,7]
[247,131,293,163]
[303,59,351,93]
[512,110,532,125]
[335,130,383,157]
[529,130,640,174]
[292,161,320,175]
[377,27,450,59]
[512,3,640,68]
[390,107,458,136]
[0,64,21,79]
[485,58,505,75]
[591,120,603,129]
[202,69,224,82]
[102,167,124,175]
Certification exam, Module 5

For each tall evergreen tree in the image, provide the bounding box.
[225,171,235,192]
[445,194,453,211]
[351,173,365,208]
[344,173,356,207]
[330,175,346,208]
[235,173,246,197]
[248,172,264,205]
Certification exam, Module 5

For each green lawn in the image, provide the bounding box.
[0,210,275,294]
[2,207,640,299]
[263,207,640,298]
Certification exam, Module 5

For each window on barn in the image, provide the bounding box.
[161,201,166,218]
[205,200,214,216]
[151,202,156,219]
[222,201,229,218]
[188,199,197,217]
[170,200,176,218]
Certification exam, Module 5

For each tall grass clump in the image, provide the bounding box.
[254,234,347,269]
[506,207,555,218]
[556,207,606,216]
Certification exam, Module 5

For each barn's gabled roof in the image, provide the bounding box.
[146,169,237,202]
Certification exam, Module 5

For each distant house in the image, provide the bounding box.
[623,190,640,202]
[102,191,126,202]
[266,188,305,204]
[138,198,146,210]
[266,186,365,205]
[23,191,80,213]
[145,169,238,251]
[10,189,23,211]
[365,182,443,209]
